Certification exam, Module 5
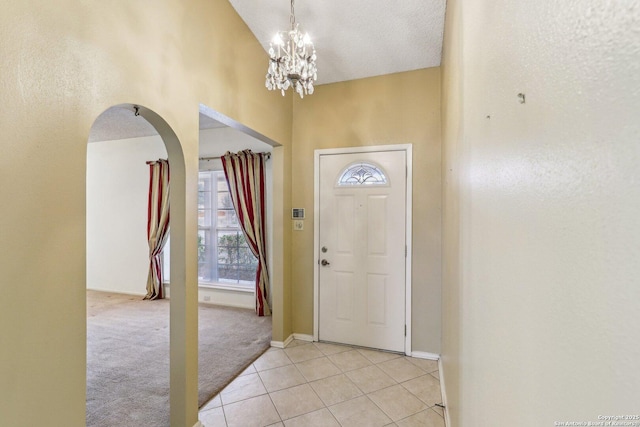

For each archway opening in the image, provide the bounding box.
[85,103,281,426]
[86,104,188,426]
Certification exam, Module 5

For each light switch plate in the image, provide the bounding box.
[293,220,304,231]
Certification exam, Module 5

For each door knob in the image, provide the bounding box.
[321,259,331,266]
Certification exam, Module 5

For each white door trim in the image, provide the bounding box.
[313,144,413,355]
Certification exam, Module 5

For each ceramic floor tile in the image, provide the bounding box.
[220,373,267,405]
[295,356,341,382]
[211,343,446,427]
[396,408,445,427]
[309,374,363,406]
[283,408,340,427]
[199,406,227,427]
[284,343,324,363]
[406,357,439,373]
[223,394,281,427]
[201,394,222,411]
[401,374,442,407]
[432,404,445,417]
[345,364,397,394]
[239,364,257,377]
[258,364,307,392]
[286,339,309,348]
[378,358,425,383]
[357,348,402,364]
[270,383,325,420]
[368,384,428,421]
[313,342,352,356]
[254,349,293,372]
[328,349,372,372]
[328,395,392,427]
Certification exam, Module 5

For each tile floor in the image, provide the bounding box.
[198,340,446,427]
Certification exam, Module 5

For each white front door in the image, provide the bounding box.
[318,149,407,352]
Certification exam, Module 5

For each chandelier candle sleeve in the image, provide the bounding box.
[265,0,317,98]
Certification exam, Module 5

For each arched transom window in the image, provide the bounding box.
[337,162,388,186]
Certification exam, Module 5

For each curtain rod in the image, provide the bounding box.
[199,152,271,161]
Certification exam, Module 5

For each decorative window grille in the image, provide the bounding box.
[337,162,388,186]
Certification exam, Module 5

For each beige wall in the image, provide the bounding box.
[441,0,640,425]
[0,1,292,426]
[291,69,442,353]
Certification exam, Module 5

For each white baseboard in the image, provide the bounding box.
[271,333,315,348]
[410,351,440,360]
[193,421,204,427]
[292,333,314,342]
[439,358,451,427]
[270,334,294,349]
[86,287,147,297]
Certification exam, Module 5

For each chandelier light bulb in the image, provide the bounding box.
[265,0,317,98]
[272,34,284,46]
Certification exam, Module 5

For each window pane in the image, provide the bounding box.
[238,265,256,283]
[198,190,212,210]
[217,264,239,282]
[217,209,239,228]
[337,162,388,186]
[217,191,233,209]
[197,243,214,282]
[216,174,228,192]
[198,208,213,227]
[199,175,212,192]
[239,246,258,267]
[217,231,241,263]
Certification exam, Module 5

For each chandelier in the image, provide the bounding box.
[265,0,317,98]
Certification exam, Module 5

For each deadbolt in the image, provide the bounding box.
[321,259,331,266]
[321,246,328,253]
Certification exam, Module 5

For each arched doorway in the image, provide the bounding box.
[86,104,196,426]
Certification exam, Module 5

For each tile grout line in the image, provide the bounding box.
[205,340,445,427]
[255,365,284,425]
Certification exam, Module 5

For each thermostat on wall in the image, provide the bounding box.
[292,208,305,219]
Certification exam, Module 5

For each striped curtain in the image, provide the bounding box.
[144,159,170,300]
[222,150,271,316]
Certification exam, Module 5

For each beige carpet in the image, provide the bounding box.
[87,290,271,427]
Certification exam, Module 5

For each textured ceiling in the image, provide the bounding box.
[90,1,446,142]
[228,0,446,85]
[88,106,225,143]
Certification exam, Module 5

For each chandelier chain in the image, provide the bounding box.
[290,0,295,28]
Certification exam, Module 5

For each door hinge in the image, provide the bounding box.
[405,245,407,257]
[405,325,407,336]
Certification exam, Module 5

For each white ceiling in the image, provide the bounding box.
[89,1,446,142]
[229,0,447,85]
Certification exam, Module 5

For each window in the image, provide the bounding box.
[198,171,258,287]
[337,162,388,186]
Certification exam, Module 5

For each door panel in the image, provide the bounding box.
[367,274,387,325]
[318,150,406,352]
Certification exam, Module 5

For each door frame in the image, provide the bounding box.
[313,144,413,355]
